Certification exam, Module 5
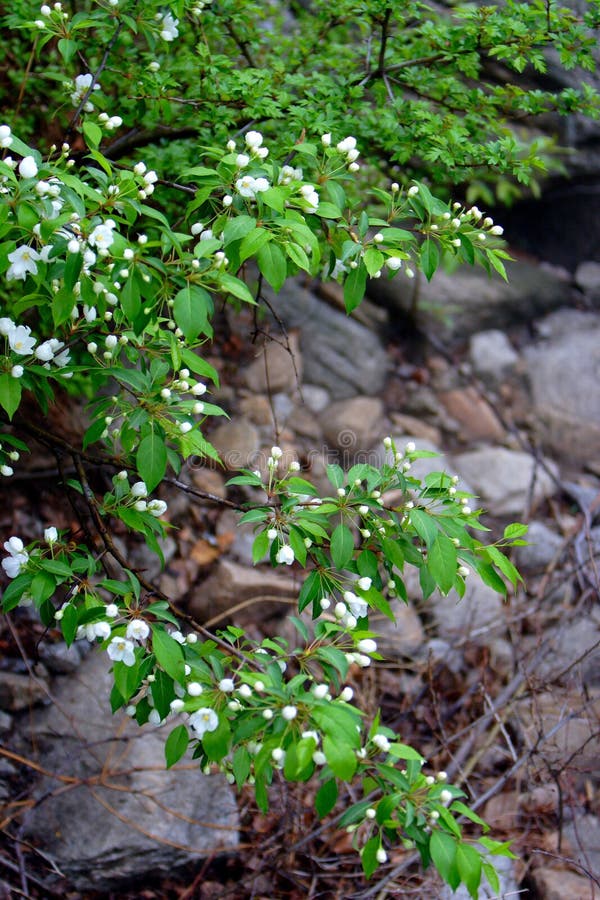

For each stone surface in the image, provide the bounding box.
[265,282,389,398]
[438,387,505,442]
[530,866,596,900]
[515,688,600,773]
[429,577,508,639]
[300,383,331,413]
[0,671,48,712]
[373,605,425,659]
[367,259,572,343]
[321,396,385,456]
[469,329,519,382]
[514,520,565,571]
[209,418,261,470]
[575,260,600,301]
[189,559,297,622]
[563,815,600,886]
[538,615,600,685]
[524,314,600,461]
[243,332,302,394]
[452,446,558,515]
[38,640,83,674]
[17,653,239,891]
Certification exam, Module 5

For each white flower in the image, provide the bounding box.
[313,684,329,699]
[0,318,14,335]
[106,603,119,617]
[179,421,193,433]
[187,681,203,696]
[130,481,147,497]
[357,577,372,591]
[107,636,136,666]
[189,707,219,737]
[126,619,150,642]
[1,553,27,578]
[372,733,390,752]
[490,225,504,235]
[8,323,36,354]
[386,256,403,271]
[35,340,55,362]
[236,153,250,168]
[271,747,285,763]
[357,638,377,654]
[88,222,115,249]
[18,156,38,179]
[340,686,354,702]
[321,132,331,146]
[245,130,263,148]
[376,847,388,864]
[3,538,25,559]
[238,683,252,698]
[276,544,295,566]
[7,246,41,282]
[1,465,14,477]
[282,705,297,721]
[44,526,58,543]
[0,124,13,148]
[11,365,24,378]
[408,185,419,197]
[337,136,357,153]
[191,382,206,396]
[147,499,168,517]
[133,500,147,512]
[270,445,282,459]
[440,789,453,805]
[219,677,235,692]
[223,194,233,207]
[160,12,179,41]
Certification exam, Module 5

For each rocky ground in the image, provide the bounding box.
[1,253,600,898]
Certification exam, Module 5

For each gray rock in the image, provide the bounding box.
[469,329,519,382]
[209,417,261,470]
[243,332,302,394]
[38,640,83,674]
[265,281,389,399]
[0,671,48,712]
[321,396,385,457]
[563,815,600,886]
[301,383,331,413]
[373,605,425,659]
[452,446,558,516]
[539,615,600,685]
[367,259,571,344]
[575,260,600,301]
[0,710,13,733]
[429,577,508,640]
[18,652,238,891]
[514,520,565,571]
[189,558,297,622]
[524,316,600,461]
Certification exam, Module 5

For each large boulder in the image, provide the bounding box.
[17,652,239,891]
[367,259,572,344]
[264,281,390,398]
[524,311,600,462]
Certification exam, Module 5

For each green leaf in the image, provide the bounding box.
[450,801,488,830]
[388,743,424,762]
[136,431,167,492]
[331,523,354,569]
[285,242,311,272]
[223,215,256,245]
[428,533,457,594]
[232,745,252,788]
[315,779,338,818]
[456,842,482,898]
[218,273,256,304]
[298,569,321,613]
[239,227,272,263]
[202,716,231,761]
[152,627,185,682]
[430,831,458,887]
[30,571,56,604]
[343,263,367,313]
[0,374,21,420]
[82,120,103,150]
[322,734,357,781]
[326,464,344,489]
[363,248,384,276]
[314,201,342,219]
[420,238,440,281]
[173,284,212,341]
[252,530,270,563]
[257,242,287,291]
[503,522,528,540]
[361,836,381,879]
[165,724,190,768]
[482,861,500,894]
[1,574,32,612]
[486,545,523,586]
